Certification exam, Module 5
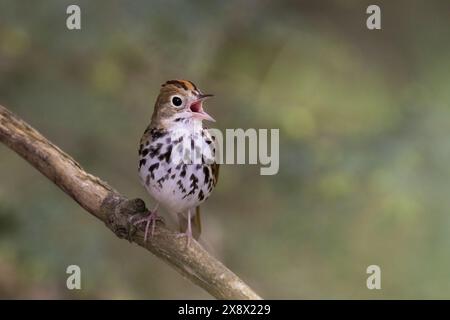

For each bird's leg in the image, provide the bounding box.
[129,203,162,241]
[176,210,193,246]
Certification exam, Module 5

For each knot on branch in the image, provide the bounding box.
[102,194,147,241]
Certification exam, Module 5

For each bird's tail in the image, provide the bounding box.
[178,207,201,240]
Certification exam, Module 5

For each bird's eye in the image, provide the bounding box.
[171,96,183,107]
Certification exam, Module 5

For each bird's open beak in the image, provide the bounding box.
[190,94,215,122]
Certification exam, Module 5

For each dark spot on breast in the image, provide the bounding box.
[157,176,165,188]
[177,180,187,193]
[180,164,187,178]
[158,145,172,162]
[203,166,210,184]
[149,163,159,179]
[198,190,204,201]
[142,148,149,157]
[139,158,146,169]
[173,136,183,144]
[183,173,199,199]
[149,143,163,158]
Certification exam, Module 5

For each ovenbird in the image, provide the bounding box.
[133,80,219,244]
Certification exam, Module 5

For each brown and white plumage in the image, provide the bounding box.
[136,79,219,243]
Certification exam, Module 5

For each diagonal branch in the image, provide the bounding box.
[0,104,261,300]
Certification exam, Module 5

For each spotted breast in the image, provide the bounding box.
[138,123,218,215]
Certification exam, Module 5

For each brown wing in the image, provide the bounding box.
[203,124,220,186]
[212,162,220,186]
[193,206,202,239]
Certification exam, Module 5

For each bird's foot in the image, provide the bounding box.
[129,209,163,242]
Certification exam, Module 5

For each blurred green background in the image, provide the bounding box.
[1,0,450,299]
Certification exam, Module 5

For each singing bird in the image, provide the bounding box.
[133,80,219,244]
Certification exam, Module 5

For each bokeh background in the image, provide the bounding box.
[1,0,450,299]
